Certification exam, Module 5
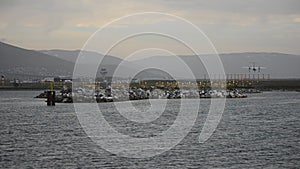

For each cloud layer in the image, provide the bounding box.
[0,0,299,55]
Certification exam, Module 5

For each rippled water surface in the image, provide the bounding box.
[0,91,299,168]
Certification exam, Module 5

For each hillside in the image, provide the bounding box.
[0,42,74,79]
[1,42,300,80]
[0,42,137,80]
[131,53,300,79]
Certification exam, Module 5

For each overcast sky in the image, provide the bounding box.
[0,0,300,56]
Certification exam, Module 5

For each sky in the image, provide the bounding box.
[0,0,300,57]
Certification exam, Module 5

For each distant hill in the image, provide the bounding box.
[131,53,300,79]
[39,49,124,65]
[1,42,299,80]
[219,52,300,79]
[0,42,139,80]
[39,49,138,78]
[0,42,74,79]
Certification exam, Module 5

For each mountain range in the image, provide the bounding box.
[131,53,300,79]
[0,42,300,80]
[0,42,74,79]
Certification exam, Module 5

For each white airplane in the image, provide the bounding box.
[242,62,266,72]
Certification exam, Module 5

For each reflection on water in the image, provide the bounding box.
[0,91,299,168]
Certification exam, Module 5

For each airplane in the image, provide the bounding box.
[242,62,266,73]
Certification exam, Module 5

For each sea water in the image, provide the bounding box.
[0,91,299,168]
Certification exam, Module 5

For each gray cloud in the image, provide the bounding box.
[0,0,299,54]
[161,0,300,15]
[1,0,299,28]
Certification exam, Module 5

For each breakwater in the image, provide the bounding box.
[1,79,300,91]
